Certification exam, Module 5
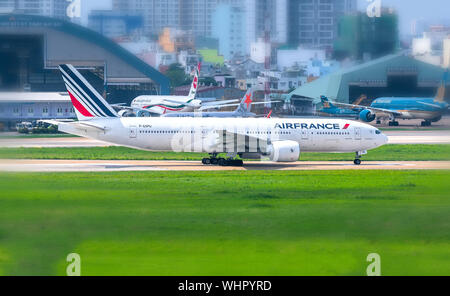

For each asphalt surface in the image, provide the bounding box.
[1,159,449,172]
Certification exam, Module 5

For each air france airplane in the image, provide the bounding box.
[44,64,388,166]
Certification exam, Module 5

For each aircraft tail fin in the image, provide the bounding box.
[237,88,253,113]
[435,70,448,102]
[188,62,201,99]
[354,94,367,106]
[59,64,119,121]
[320,96,335,109]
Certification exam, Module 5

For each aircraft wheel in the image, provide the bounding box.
[354,159,361,165]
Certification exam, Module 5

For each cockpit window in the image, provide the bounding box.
[375,130,381,134]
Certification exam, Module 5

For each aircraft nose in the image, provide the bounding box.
[381,133,389,145]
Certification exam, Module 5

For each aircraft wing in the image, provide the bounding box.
[332,102,403,116]
[201,99,239,106]
[163,99,197,107]
[207,128,272,153]
[39,120,108,132]
[113,104,161,115]
[199,101,281,111]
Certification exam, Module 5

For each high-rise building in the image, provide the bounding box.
[212,4,246,60]
[0,0,68,19]
[113,0,181,37]
[244,0,287,46]
[113,0,219,38]
[288,0,357,48]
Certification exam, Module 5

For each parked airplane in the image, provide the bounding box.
[44,64,388,166]
[118,62,238,116]
[328,71,449,126]
[162,89,279,118]
[318,96,360,119]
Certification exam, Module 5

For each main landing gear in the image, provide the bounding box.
[202,154,244,167]
[354,151,367,165]
[388,121,399,126]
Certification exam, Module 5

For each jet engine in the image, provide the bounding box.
[266,140,300,162]
[118,110,136,117]
[359,109,376,122]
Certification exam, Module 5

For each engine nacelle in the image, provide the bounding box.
[359,109,376,122]
[266,141,300,162]
[118,110,136,117]
[431,115,442,122]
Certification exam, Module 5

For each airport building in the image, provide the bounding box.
[0,92,74,130]
[0,0,68,19]
[285,54,450,115]
[0,14,170,101]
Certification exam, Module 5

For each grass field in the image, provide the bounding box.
[0,170,449,276]
[1,144,449,161]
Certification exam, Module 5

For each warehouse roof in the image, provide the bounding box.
[287,53,449,103]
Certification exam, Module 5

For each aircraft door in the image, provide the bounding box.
[129,126,137,139]
[301,130,309,140]
[354,127,361,140]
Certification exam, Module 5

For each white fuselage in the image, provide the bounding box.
[131,95,195,114]
[59,117,388,155]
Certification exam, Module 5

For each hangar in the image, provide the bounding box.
[286,54,450,115]
[0,14,170,104]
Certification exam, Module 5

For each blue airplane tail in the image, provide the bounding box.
[320,96,336,109]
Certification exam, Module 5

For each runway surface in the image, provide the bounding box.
[1,130,449,148]
[1,159,449,172]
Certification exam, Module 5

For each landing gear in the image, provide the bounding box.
[388,121,399,126]
[354,151,366,165]
[202,154,243,167]
[376,120,381,125]
[421,120,431,127]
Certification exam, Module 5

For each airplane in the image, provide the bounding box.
[162,88,280,118]
[318,95,360,119]
[43,64,388,167]
[117,62,238,116]
[328,71,449,126]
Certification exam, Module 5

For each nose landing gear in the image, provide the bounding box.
[354,151,367,165]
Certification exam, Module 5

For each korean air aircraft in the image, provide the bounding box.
[43,64,388,166]
[119,62,238,116]
[329,71,449,126]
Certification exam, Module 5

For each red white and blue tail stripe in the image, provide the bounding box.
[59,64,118,120]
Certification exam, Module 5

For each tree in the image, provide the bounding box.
[165,63,190,88]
